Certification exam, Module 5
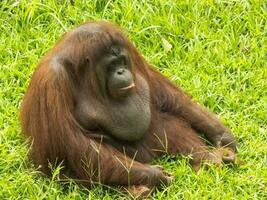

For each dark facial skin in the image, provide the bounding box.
[74,45,151,141]
[96,45,135,98]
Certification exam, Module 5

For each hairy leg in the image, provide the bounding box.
[149,68,237,151]
[78,140,173,188]
[151,114,238,169]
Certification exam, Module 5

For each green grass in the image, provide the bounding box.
[0,0,266,199]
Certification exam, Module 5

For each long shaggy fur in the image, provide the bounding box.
[20,21,237,188]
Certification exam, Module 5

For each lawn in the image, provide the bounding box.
[0,0,266,199]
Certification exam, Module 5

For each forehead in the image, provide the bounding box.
[73,23,103,35]
[96,45,127,65]
[67,22,129,65]
[80,24,125,47]
[73,23,125,43]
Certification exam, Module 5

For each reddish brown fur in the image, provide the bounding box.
[20,21,237,189]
